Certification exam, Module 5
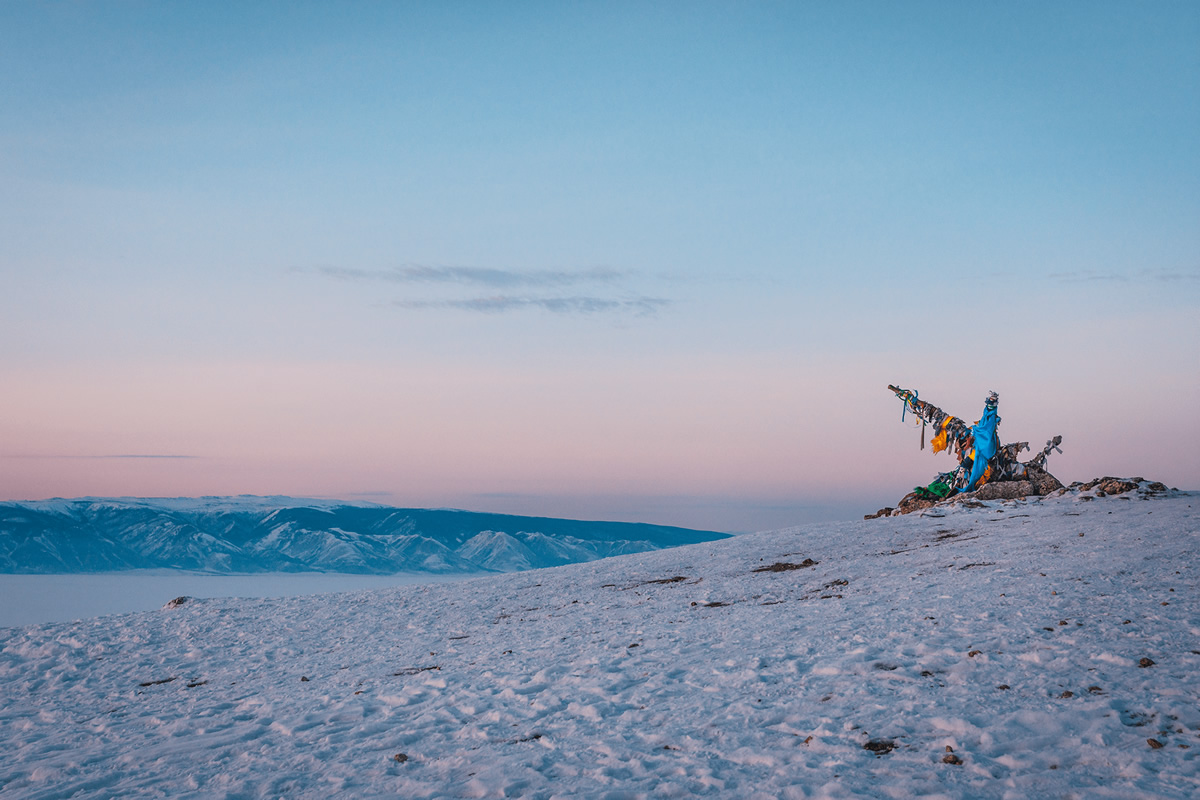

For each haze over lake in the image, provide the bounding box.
[0,571,475,628]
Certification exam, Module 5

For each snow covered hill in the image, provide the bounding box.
[0,496,729,574]
[1,486,1197,798]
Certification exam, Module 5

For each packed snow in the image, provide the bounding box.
[1,487,1196,799]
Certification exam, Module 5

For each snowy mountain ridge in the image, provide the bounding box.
[0,497,730,575]
[1,484,1196,798]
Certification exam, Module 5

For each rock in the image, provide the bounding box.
[942,753,963,765]
[1027,467,1064,495]
[864,507,894,520]
[163,596,191,609]
[1147,739,1164,749]
[1081,477,1138,495]
[1139,657,1155,668]
[393,752,409,763]
[973,481,1034,501]
[863,739,895,754]
[895,492,936,515]
[753,559,818,573]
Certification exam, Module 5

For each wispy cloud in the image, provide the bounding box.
[1048,271,1129,283]
[316,265,625,288]
[3,454,198,460]
[393,295,670,315]
[100,454,199,459]
[1146,269,1200,282]
[304,262,672,316]
[1049,268,1199,284]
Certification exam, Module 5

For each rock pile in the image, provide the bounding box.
[866,477,1173,519]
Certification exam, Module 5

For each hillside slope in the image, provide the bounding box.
[0,496,729,574]
[1,487,1196,798]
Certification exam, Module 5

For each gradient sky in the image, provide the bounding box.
[2,1,1197,532]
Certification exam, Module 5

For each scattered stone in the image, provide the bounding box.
[864,507,893,520]
[393,752,409,763]
[753,559,818,573]
[1139,658,1156,668]
[942,753,963,765]
[138,677,177,687]
[1060,690,1074,698]
[863,739,895,755]
[394,665,441,676]
[996,684,1010,690]
[967,650,982,658]
[300,676,310,682]
[164,596,190,609]
[1147,739,1164,749]
[1087,686,1103,694]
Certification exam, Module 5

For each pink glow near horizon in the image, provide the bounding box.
[4,356,1196,526]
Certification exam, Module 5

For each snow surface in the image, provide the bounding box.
[1,489,1197,799]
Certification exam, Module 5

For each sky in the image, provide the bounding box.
[2,1,1197,532]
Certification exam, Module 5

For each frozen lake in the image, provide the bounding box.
[0,571,480,628]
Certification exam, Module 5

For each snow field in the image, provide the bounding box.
[0,491,1196,798]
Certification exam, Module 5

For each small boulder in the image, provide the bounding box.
[863,739,895,755]
[973,481,1034,501]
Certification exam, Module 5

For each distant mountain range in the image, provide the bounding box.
[0,496,731,575]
